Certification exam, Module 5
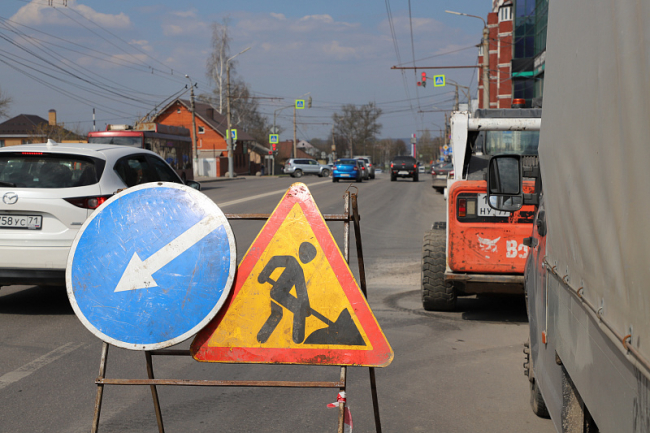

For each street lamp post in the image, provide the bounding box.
[226,47,251,178]
[445,10,490,109]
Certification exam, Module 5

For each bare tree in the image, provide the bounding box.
[332,102,382,157]
[0,86,12,119]
[204,19,233,114]
[27,122,83,143]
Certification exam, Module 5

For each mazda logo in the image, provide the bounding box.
[3,192,18,205]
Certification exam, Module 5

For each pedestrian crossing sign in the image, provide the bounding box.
[269,134,279,144]
[191,183,393,367]
[229,129,237,141]
[295,99,305,109]
[434,75,445,87]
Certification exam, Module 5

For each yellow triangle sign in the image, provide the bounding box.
[191,183,393,367]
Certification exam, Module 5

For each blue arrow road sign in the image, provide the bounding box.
[66,183,237,351]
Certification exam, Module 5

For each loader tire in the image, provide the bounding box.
[421,229,456,311]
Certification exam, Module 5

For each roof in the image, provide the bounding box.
[154,99,255,142]
[0,114,50,135]
[276,140,311,160]
[0,114,82,139]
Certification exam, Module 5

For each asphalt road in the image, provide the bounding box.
[0,172,556,432]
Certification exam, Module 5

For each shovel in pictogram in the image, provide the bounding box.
[304,307,365,346]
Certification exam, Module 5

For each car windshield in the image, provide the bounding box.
[484,130,540,155]
[89,136,142,147]
[335,159,357,165]
[0,153,104,188]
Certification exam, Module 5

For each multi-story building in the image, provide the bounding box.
[477,0,547,108]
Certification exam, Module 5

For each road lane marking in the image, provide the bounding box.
[217,179,332,208]
[0,342,85,390]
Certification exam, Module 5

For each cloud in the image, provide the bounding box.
[10,0,131,28]
[322,41,357,61]
[161,8,209,36]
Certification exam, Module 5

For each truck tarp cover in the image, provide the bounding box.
[541,1,650,364]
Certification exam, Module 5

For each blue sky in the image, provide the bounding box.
[0,0,491,141]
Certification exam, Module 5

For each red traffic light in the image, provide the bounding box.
[272,143,277,152]
[421,72,427,87]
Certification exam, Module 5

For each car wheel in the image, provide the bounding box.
[421,229,456,311]
[321,169,330,177]
[333,177,339,183]
[391,173,396,181]
[293,169,303,178]
[413,174,419,182]
[356,175,362,183]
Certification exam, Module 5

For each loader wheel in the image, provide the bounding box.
[421,229,456,311]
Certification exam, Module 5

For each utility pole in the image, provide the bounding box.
[185,75,198,169]
[482,25,490,109]
[445,10,489,108]
[226,62,234,177]
[224,47,251,178]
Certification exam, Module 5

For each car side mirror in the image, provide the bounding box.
[487,155,523,212]
[185,180,201,191]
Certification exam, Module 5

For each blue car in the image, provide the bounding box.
[332,158,363,183]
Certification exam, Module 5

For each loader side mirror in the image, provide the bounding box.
[487,155,523,212]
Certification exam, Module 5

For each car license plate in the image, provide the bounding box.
[436,174,446,179]
[0,215,42,230]
[477,194,510,217]
[398,170,409,175]
[340,173,350,177]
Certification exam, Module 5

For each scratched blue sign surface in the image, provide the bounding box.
[66,183,237,351]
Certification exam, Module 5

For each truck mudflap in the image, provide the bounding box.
[448,180,535,274]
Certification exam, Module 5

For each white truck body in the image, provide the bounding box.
[522,0,650,431]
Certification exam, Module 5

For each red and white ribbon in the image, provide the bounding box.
[327,392,353,432]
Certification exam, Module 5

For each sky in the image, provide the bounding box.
[0,0,492,142]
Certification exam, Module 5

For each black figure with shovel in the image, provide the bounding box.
[256,241,365,346]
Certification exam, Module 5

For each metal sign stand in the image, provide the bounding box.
[90,190,383,433]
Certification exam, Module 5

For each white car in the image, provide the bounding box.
[0,141,200,289]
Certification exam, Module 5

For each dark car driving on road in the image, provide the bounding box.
[390,156,418,182]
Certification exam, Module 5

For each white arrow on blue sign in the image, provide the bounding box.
[66,183,237,351]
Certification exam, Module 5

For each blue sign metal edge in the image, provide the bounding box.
[65,182,237,351]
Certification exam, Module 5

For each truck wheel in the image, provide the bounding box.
[293,169,303,178]
[391,173,396,181]
[413,174,419,182]
[421,230,456,311]
[531,380,550,418]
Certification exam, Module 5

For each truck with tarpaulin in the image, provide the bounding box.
[487,0,650,430]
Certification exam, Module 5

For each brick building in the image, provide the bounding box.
[152,99,267,177]
[478,1,514,109]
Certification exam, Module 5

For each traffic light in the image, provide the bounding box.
[421,72,427,87]
[272,143,277,153]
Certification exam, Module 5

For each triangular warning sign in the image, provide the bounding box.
[191,183,393,367]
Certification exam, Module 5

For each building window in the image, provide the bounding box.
[177,108,181,114]
[198,126,205,134]
[499,6,512,22]
[0,140,4,147]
